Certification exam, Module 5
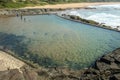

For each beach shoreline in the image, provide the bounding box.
[0,2,120,32]
[1,2,120,16]
[0,2,120,79]
[22,2,120,9]
[56,14,120,32]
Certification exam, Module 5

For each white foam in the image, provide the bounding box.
[68,11,85,18]
[85,13,120,29]
[61,5,120,30]
[88,4,120,9]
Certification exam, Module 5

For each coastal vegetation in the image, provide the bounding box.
[0,0,120,8]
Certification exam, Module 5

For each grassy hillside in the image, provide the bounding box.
[0,0,120,8]
[0,0,48,8]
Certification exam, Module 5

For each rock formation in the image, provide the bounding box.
[0,48,120,80]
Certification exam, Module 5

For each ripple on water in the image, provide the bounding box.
[0,15,120,69]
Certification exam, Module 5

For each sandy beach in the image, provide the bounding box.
[23,2,120,9]
[0,50,25,71]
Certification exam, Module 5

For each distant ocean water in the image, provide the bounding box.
[60,4,120,30]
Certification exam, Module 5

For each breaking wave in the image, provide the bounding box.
[88,4,120,9]
[61,4,120,30]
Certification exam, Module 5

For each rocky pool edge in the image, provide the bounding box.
[0,8,120,33]
[0,46,120,80]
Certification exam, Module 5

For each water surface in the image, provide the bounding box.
[61,4,120,30]
[0,15,120,69]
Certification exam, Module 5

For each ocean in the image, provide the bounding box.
[61,4,120,30]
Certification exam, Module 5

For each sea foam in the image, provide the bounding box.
[88,4,120,9]
[61,5,120,30]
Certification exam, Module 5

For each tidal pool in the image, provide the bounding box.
[0,15,120,69]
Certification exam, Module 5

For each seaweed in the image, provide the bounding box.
[24,52,60,68]
[0,32,28,56]
[0,32,60,68]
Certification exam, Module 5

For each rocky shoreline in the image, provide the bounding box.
[0,7,94,17]
[57,14,120,32]
[0,8,65,17]
[0,8,120,80]
[1,8,120,32]
[0,47,120,80]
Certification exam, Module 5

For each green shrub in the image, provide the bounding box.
[0,2,26,8]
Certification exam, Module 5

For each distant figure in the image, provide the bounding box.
[24,18,26,22]
[16,13,19,17]
[7,67,10,70]
[20,14,23,20]
[117,26,120,29]
[28,19,31,22]
[3,46,7,50]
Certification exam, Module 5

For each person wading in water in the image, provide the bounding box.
[20,14,23,20]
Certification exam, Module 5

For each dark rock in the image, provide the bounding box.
[95,61,111,71]
[110,62,120,70]
[67,75,79,80]
[110,69,120,74]
[83,68,99,75]
[0,69,24,80]
[110,74,120,80]
[104,70,111,76]
[37,70,49,77]
[0,44,120,80]
[114,48,120,54]
[100,55,114,64]
[114,55,120,63]
[22,67,38,80]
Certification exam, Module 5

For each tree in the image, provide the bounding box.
[0,0,12,3]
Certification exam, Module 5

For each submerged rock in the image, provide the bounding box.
[0,48,120,80]
[0,69,24,80]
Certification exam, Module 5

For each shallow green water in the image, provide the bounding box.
[0,15,120,69]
